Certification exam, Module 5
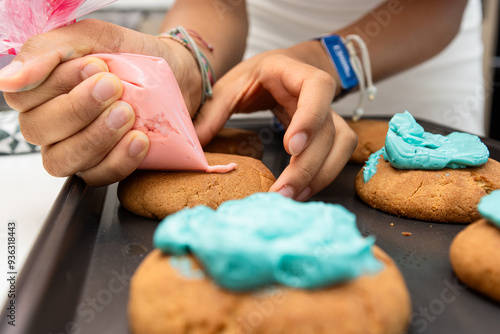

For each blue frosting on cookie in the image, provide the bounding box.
[477,190,500,228]
[153,193,382,291]
[363,111,489,182]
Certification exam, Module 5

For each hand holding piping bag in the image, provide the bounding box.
[0,0,229,186]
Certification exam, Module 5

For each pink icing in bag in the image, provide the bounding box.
[93,53,235,172]
[0,0,235,172]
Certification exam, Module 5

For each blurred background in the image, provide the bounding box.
[1,0,499,139]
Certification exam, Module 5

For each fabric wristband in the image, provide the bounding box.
[159,26,215,107]
[318,34,359,98]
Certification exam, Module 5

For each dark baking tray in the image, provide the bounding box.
[2,117,500,334]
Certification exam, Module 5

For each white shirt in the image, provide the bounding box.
[245,0,485,135]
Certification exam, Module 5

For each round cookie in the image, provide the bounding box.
[346,119,388,164]
[118,153,275,219]
[128,246,411,334]
[204,127,264,160]
[355,156,500,223]
[449,219,500,302]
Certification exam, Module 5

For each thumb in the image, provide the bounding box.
[0,19,163,92]
[0,48,68,92]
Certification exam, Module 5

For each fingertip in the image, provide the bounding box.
[81,57,109,80]
[92,73,123,103]
[0,60,23,79]
[295,186,312,202]
[270,183,296,199]
[0,50,64,92]
[128,131,149,157]
[0,60,24,92]
[288,131,308,156]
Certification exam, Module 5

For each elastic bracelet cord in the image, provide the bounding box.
[317,34,377,121]
[158,26,216,106]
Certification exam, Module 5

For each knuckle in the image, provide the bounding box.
[89,20,125,53]
[3,92,27,112]
[18,113,46,145]
[21,34,51,54]
[107,160,133,181]
[294,163,316,185]
[79,126,109,157]
[315,70,336,90]
[67,96,95,125]
[346,126,358,147]
[42,151,70,177]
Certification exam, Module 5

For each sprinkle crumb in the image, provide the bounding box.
[402,232,412,236]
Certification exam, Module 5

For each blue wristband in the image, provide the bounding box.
[319,35,359,94]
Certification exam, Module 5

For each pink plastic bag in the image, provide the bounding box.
[0,0,235,172]
[0,0,117,55]
[93,53,235,172]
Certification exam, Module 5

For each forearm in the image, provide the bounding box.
[288,0,468,97]
[161,0,248,78]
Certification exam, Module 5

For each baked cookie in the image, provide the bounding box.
[355,111,498,223]
[449,190,500,302]
[118,153,275,219]
[346,119,389,164]
[449,219,500,302]
[355,157,500,223]
[204,127,264,160]
[129,193,411,334]
[128,247,410,334]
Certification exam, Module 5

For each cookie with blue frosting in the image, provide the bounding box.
[128,194,411,334]
[354,112,500,223]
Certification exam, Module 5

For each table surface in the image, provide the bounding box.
[0,154,66,306]
[1,117,500,334]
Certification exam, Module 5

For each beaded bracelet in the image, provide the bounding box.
[159,26,216,106]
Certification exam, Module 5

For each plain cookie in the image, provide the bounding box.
[128,246,411,334]
[450,219,500,302]
[204,127,264,160]
[355,156,500,223]
[118,153,275,219]
[346,119,389,164]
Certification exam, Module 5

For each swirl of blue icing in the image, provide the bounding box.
[477,190,500,228]
[363,111,489,182]
[153,193,382,291]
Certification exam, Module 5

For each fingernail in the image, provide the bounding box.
[296,187,312,202]
[106,104,133,130]
[82,61,108,80]
[129,133,149,156]
[93,74,121,102]
[289,132,308,156]
[277,185,295,199]
[0,61,23,78]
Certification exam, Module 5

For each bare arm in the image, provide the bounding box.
[288,0,469,96]
[161,0,248,78]
[194,0,470,201]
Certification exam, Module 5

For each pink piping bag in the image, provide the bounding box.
[0,0,236,173]
[93,53,236,172]
[0,0,117,55]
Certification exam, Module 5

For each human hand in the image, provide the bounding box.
[195,52,357,201]
[0,19,202,186]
